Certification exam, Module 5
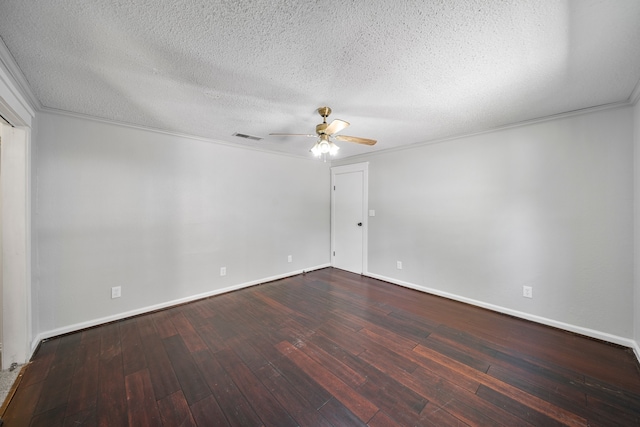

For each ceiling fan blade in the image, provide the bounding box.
[269,133,317,138]
[335,135,377,146]
[324,119,350,136]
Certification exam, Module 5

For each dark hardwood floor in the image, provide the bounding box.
[3,268,640,426]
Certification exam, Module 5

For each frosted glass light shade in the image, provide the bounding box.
[310,137,339,158]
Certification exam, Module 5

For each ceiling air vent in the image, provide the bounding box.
[233,132,263,141]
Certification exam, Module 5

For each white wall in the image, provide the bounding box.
[33,112,330,337]
[28,104,640,351]
[338,107,635,341]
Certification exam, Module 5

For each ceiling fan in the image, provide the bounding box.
[270,107,376,158]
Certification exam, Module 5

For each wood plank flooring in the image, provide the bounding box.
[3,268,640,426]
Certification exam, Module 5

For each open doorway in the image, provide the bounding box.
[0,116,29,371]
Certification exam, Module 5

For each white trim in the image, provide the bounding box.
[39,107,318,162]
[0,39,37,125]
[0,53,35,368]
[0,68,33,128]
[365,272,639,353]
[30,264,330,353]
[633,340,640,363]
[331,162,369,275]
[39,101,636,165]
[24,126,33,363]
[338,102,634,163]
[0,125,31,369]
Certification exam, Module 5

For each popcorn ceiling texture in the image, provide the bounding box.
[0,0,639,158]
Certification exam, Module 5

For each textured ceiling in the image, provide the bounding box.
[1,0,639,159]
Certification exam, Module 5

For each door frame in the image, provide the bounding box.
[0,56,34,368]
[0,123,30,369]
[330,162,369,275]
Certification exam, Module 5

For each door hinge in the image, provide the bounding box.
[333,251,335,256]
[333,185,336,190]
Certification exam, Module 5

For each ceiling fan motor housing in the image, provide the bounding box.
[316,122,328,134]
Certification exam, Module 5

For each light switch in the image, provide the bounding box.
[369,210,376,217]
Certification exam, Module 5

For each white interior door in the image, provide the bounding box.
[331,163,368,274]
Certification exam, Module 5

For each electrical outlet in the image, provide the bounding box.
[220,267,227,276]
[397,261,403,270]
[523,286,533,298]
[111,286,121,299]
[287,255,292,263]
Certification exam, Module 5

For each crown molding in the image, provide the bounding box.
[39,107,322,162]
[0,37,41,114]
[336,100,634,163]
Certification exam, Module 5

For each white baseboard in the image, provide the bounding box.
[28,265,639,366]
[30,264,330,354]
[633,340,640,363]
[365,272,639,359]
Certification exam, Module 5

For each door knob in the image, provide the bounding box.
[357,222,362,226]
